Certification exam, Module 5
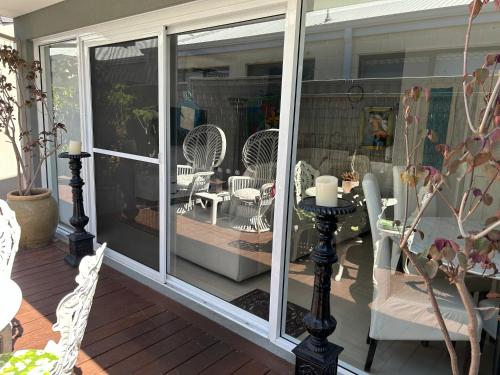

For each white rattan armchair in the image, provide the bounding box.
[0,243,106,375]
[229,129,279,232]
[176,125,226,210]
[0,200,20,278]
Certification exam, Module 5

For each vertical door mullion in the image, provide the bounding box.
[80,39,98,239]
[268,0,305,343]
[158,27,169,280]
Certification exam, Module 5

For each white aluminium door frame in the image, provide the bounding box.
[32,0,356,367]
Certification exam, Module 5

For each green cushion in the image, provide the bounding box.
[0,349,58,375]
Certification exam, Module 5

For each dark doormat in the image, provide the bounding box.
[231,289,309,337]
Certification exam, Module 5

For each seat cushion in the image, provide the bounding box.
[177,174,194,189]
[370,274,482,341]
[479,298,499,338]
[234,188,260,201]
[0,349,58,375]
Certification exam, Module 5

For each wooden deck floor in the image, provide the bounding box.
[11,240,293,375]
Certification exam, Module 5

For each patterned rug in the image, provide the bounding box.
[231,289,309,337]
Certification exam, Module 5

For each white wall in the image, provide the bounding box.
[0,24,18,197]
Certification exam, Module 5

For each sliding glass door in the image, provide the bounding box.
[41,41,80,227]
[90,37,160,270]
[167,17,285,319]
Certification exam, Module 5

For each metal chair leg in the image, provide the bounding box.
[480,330,486,353]
[364,338,378,372]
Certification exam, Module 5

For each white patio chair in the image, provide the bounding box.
[0,200,21,354]
[176,125,226,211]
[0,243,106,375]
[291,161,362,281]
[478,297,499,352]
[228,129,279,232]
[391,165,438,274]
[0,200,21,278]
[362,173,482,372]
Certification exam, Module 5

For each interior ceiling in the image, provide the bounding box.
[0,0,65,18]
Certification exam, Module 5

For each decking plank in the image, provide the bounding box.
[107,325,205,374]
[77,310,178,364]
[131,332,218,374]
[82,304,167,346]
[199,350,253,375]
[233,359,270,375]
[78,319,192,373]
[166,339,234,375]
[12,243,293,375]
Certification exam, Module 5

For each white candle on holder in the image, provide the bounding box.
[68,140,82,155]
[315,175,338,207]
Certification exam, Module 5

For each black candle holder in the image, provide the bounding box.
[293,196,356,375]
[59,152,95,267]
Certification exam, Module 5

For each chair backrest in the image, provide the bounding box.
[362,174,391,292]
[0,200,21,278]
[351,153,371,181]
[294,160,320,205]
[242,129,279,184]
[49,243,106,374]
[183,125,226,173]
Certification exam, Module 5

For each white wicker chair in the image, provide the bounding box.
[229,129,279,232]
[0,243,106,375]
[176,125,226,210]
[291,161,361,281]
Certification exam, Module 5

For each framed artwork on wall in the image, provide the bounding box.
[360,106,394,150]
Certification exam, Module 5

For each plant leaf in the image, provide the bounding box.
[483,193,493,206]
[473,68,489,84]
[468,0,483,19]
[424,259,439,279]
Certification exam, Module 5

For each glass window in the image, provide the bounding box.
[168,17,284,320]
[94,155,159,269]
[285,1,500,373]
[90,38,159,157]
[42,41,80,227]
[91,37,159,270]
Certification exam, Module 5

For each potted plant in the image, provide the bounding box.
[0,45,66,248]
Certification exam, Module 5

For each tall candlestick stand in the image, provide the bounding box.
[59,152,95,267]
[293,196,356,375]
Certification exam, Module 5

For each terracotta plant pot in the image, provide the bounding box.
[7,188,58,249]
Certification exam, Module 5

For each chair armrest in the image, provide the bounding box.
[260,182,275,197]
[228,176,253,196]
[258,182,275,206]
[177,165,192,176]
[188,171,214,199]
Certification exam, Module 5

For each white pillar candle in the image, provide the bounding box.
[68,140,82,155]
[315,175,338,207]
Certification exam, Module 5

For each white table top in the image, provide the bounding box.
[0,276,22,329]
[409,217,500,279]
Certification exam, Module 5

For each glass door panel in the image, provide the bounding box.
[168,17,285,319]
[284,0,500,373]
[42,41,80,227]
[90,37,160,270]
